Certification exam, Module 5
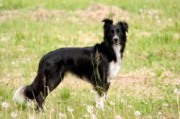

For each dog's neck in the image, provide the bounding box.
[98,41,121,62]
[112,45,121,62]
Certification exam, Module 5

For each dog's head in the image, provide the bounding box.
[102,18,128,46]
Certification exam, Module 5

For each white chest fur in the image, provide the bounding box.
[108,45,121,80]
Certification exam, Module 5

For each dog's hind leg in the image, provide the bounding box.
[36,66,66,110]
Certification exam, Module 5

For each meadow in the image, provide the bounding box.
[0,0,180,118]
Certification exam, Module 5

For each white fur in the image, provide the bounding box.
[95,92,106,109]
[108,45,121,81]
[13,86,27,104]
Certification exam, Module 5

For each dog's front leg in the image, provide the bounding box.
[95,92,106,109]
[94,82,110,109]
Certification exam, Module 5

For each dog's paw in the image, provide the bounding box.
[95,99,104,110]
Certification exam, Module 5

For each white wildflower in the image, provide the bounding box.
[27,58,31,61]
[109,101,116,106]
[163,116,167,119]
[121,99,125,104]
[115,115,121,119]
[148,10,152,15]
[2,102,9,108]
[67,106,74,112]
[134,111,141,116]
[92,114,97,119]
[29,115,35,119]
[147,115,152,119]
[127,105,133,109]
[11,61,16,65]
[157,20,161,24]
[87,105,93,113]
[59,112,67,119]
[22,59,26,64]
[168,18,172,22]
[11,112,18,118]
[163,103,168,107]
[155,15,159,19]
[174,88,180,95]
[139,9,143,13]
[107,106,112,111]
[83,114,89,118]
[158,112,162,115]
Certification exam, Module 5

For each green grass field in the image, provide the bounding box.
[0,0,180,118]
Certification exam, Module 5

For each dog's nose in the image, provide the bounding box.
[114,38,118,42]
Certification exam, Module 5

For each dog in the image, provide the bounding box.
[13,18,128,110]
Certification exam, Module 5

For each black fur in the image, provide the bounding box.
[23,18,128,109]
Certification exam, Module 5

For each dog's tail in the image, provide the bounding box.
[13,70,45,104]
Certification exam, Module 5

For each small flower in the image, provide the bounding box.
[115,115,121,119]
[139,9,143,13]
[83,114,89,118]
[2,102,9,108]
[127,105,133,109]
[142,100,146,103]
[59,112,67,119]
[174,88,180,95]
[11,61,16,65]
[11,112,18,118]
[157,20,161,24]
[163,103,168,107]
[121,99,125,104]
[29,115,35,119]
[107,106,112,111]
[109,101,116,106]
[134,111,141,116]
[67,106,74,112]
[168,18,172,22]
[22,59,27,64]
[163,116,167,119]
[27,58,31,61]
[147,115,152,119]
[92,114,97,119]
[155,15,159,19]
[87,105,93,113]
[158,112,162,115]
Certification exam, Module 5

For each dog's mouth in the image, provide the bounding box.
[113,41,120,45]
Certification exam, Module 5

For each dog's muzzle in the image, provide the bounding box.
[113,35,120,45]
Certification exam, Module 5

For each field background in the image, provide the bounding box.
[0,0,180,118]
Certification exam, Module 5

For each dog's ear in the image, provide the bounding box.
[119,21,128,33]
[102,18,113,29]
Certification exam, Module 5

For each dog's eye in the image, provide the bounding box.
[111,30,114,34]
[116,29,120,33]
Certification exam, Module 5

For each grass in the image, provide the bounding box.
[0,0,180,118]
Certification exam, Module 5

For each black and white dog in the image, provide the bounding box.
[13,18,128,109]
